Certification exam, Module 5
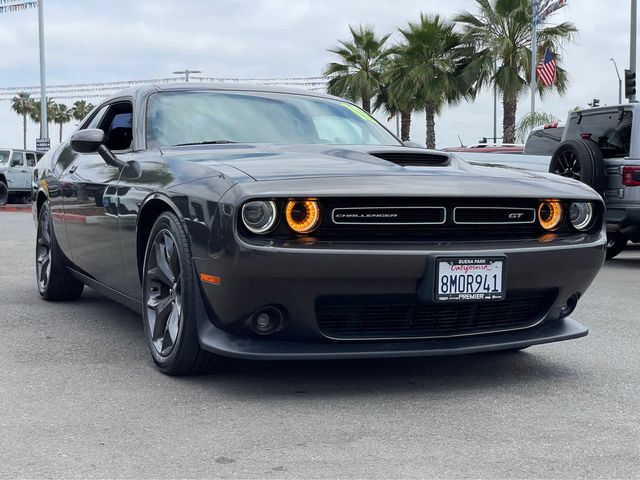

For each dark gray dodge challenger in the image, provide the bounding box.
[33,84,606,375]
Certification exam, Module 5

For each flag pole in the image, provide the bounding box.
[530,1,538,117]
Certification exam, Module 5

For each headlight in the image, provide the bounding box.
[538,200,564,231]
[569,202,594,231]
[241,200,278,234]
[285,199,321,234]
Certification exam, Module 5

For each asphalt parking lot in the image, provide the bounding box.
[1,209,639,479]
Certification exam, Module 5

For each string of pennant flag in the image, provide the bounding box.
[0,76,329,101]
[0,1,37,13]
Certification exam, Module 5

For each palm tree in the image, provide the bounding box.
[394,14,471,149]
[52,103,73,142]
[71,100,94,122]
[516,111,559,142]
[324,25,391,113]
[455,0,576,143]
[374,53,419,142]
[29,98,57,132]
[11,92,32,149]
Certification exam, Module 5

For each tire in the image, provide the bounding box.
[0,181,7,205]
[142,211,218,376]
[549,139,606,194]
[36,203,84,300]
[606,232,628,260]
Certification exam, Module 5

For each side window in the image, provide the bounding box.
[98,102,133,151]
[25,153,36,167]
[10,152,25,167]
[83,105,109,130]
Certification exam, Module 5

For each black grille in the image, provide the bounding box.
[454,207,536,224]
[370,152,450,167]
[316,291,555,339]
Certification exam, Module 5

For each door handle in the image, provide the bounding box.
[68,165,78,174]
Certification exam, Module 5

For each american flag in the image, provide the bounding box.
[536,49,557,86]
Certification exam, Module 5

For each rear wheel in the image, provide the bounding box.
[0,181,7,205]
[36,203,84,300]
[606,232,628,260]
[142,211,218,376]
[549,139,606,194]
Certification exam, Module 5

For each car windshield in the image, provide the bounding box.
[146,91,401,149]
[0,150,10,164]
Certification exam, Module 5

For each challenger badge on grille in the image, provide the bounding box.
[332,207,446,225]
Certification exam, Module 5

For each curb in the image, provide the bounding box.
[0,204,32,212]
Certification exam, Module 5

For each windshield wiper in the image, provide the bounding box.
[173,140,237,146]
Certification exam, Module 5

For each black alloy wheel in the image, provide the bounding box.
[36,206,53,292]
[548,139,606,194]
[552,150,581,180]
[142,211,217,375]
[35,203,84,300]
[145,229,183,357]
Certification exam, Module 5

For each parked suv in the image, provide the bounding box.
[548,105,639,259]
[0,148,43,205]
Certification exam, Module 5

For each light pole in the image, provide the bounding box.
[610,58,622,104]
[172,69,202,82]
[38,0,48,145]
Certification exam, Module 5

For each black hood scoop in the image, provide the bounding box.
[369,151,451,167]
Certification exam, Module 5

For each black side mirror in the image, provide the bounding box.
[70,129,106,154]
[70,128,125,169]
[10,159,21,167]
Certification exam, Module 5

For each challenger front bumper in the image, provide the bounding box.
[196,315,587,360]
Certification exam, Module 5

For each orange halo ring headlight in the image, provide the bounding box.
[538,200,564,231]
[285,199,321,234]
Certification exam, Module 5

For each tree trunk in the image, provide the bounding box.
[361,96,371,113]
[59,123,63,142]
[400,109,411,141]
[425,104,436,149]
[23,114,27,149]
[502,96,518,144]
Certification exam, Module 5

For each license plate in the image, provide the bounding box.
[435,257,506,302]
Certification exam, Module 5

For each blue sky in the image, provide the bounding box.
[0,0,635,149]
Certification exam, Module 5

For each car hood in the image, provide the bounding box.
[159,143,600,200]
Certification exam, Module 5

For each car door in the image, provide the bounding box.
[59,99,134,289]
[9,151,28,189]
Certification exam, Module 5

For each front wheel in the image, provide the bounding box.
[142,211,218,376]
[606,233,628,260]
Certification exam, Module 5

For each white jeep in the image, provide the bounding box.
[0,148,42,205]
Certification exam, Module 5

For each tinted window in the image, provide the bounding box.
[523,127,564,155]
[0,150,10,164]
[25,153,36,167]
[565,110,632,157]
[146,91,400,149]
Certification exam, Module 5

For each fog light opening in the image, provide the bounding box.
[251,306,284,335]
[560,294,580,318]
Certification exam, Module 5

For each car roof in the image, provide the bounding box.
[103,82,343,103]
